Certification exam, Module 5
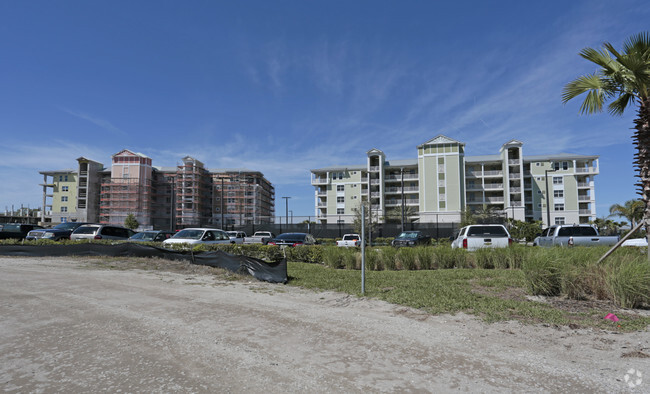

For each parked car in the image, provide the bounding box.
[536,224,619,247]
[337,234,361,247]
[70,224,136,241]
[226,231,247,244]
[162,228,232,247]
[26,222,91,241]
[128,230,175,243]
[391,231,431,247]
[451,224,512,251]
[622,238,648,247]
[243,231,276,245]
[0,223,44,240]
[268,233,317,247]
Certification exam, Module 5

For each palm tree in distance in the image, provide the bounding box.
[609,199,644,228]
[562,32,650,257]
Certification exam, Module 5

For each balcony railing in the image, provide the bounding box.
[576,167,596,173]
[385,186,419,193]
[312,177,330,185]
[385,174,418,180]
[369,166,380,172]
[577,182,591,187]
[484,170,503,176]
[509,172,521,179]
[508,159,520,165]
[578,195,592,201]
[579,209,592,215]
[510,187,521,193]
[484,183,503,189]
[510,201,522,207]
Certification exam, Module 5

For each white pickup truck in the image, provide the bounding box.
[336,234,361,247]
[451,224,512,251]
[536,224,619,247]
[226,231,246,244]
[243,231,276,245]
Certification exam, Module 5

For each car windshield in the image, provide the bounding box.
[130,232,156,240]
[54,222,81,230]
[173,229,204,240]
[557,226,598,237]
[74,226,99,234]
[467,226,508,237]
[397,232,418,239]
[276,233,306,241]
[342,235,358,240]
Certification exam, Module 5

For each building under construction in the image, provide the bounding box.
[40,149,275,230]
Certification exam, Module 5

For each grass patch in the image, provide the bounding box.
[287,261,650,330]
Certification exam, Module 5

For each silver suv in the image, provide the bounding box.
[70,224,135,241]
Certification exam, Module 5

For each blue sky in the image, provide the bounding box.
[0,0,647,220]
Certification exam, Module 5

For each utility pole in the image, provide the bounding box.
[401,168,405,232]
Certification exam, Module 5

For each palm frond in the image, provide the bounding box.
[622,32,650,57]
[608,93,635,116]
[579,47,616,71]
[561,74,608,113]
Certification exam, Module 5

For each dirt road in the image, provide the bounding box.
[1,257,648,393]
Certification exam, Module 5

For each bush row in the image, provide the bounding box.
[522,246,650,308]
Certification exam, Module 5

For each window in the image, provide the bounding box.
[62,186,69,192]
[535,162,541,166]
[61,206,68,212]
[337,208,344,214]
[537,190,542,194]
[555,217,566,225]
[61,196,68,202]
[553,190,563,198]
[336,196,344,203]
[64,175,68,181]
[553,162,569,171]
[553,176,563,185]
[554,203,564,211]
[337,185,344,191]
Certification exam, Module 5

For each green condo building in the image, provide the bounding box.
[310,135,599,227]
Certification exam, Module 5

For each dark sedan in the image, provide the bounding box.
[268,233,317,247]
[26,222,91,241]
[391,231,431,247]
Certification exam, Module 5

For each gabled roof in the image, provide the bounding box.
[366,148,385,156]
[112,149,150,159]
[417,134,464,148]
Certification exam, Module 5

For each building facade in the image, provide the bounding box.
[40,149,275,229]
[310,135,598,227]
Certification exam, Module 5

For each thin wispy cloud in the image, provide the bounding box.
[60,108,127,136]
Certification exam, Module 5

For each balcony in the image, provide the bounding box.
[578,195,592,201]
[371,192,381,197]
[385,174,418,181]
[508,159,520,165]
[317,191,327,197]
[311,177,330,185]
[577,182,592,188]
[484,183,503,190]
[484,170,503,177]
[579,209,593,215]
[509,172,521,179]
[369,166,380,172]
[576,167,597,173]
[510,187,521,193]
[510,201,522,207]
[317,202,327,207]
[385,186,419,194]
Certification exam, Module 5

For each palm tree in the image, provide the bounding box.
[562,32,650,257]
[609,199,644,228]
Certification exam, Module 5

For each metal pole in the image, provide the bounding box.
[282,196,290,230]
[361,204,365,295]
[401,168,405,232]
[220,178,224,229]
[544,167,555,227]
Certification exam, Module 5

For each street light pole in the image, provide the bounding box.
[282,196,291,229]
[545,165,556,227]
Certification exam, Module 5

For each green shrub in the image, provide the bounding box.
[414,246,435,270]
[606,255,650,308]
[380,246,398,270]
[396,247,417,270]
[522,249,563,296]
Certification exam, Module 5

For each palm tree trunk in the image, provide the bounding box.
[633,97,650,260]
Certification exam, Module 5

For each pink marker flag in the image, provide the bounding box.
[604,313,619,322]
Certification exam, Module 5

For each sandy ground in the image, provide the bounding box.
[1,257,649,393]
